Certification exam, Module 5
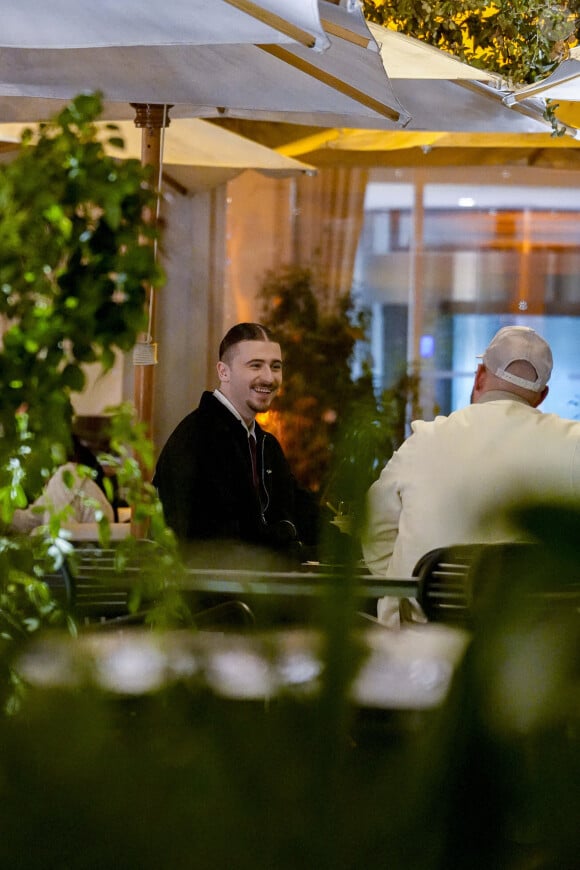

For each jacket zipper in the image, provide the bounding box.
[259,434,270,524]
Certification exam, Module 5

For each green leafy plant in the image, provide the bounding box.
[96,403,190,629]
[0,500,577,868]
[0,92,163,501]
[323,365,422,534]
[0,94,187,673]
[257,265,386,493]
[257,264,426,552]
[363,1,580,86]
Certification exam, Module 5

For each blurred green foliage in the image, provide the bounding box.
[419,500,580,869]
[257,264,378,492]
[258,264,424,554]
[0,95,187,667]
[0,85,577,870]
[0,91,163,501]
[323,364,422,536]
[0,501,577,869]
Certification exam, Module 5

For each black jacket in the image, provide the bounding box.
[153,392,319,557]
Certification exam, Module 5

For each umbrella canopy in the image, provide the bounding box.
[0,0,564,435]
[2,0,331,50]
[268,127,580,171]
[367,24,560,135]
[367,24,499,81]
[206,24,579,168]
[0,2,558,134]
[0,1,409,130]
[504,47,580,104]
[0,0,410,433]
[500,47,580,135]
[0,117,316,192]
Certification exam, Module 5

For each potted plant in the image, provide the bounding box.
[257,264,425,553]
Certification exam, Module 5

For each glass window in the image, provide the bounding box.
[354,171,580,422]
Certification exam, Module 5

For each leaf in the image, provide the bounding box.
[107,136,126,150]
[60,364,86,392]
[62,469,75,489]
[9,484,28,509]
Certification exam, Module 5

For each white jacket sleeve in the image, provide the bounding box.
[361,454,403,576]
[11,463,114,532]
[43,464,115,524]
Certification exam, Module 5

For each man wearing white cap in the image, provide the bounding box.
[362,325,580,627]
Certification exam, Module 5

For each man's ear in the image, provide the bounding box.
[217,361,229,383]
[474,364,486,387]
[471,364,487,401]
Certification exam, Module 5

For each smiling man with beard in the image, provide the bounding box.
[153,322,320,564]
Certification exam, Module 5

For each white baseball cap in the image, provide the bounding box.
[480,326,553,392]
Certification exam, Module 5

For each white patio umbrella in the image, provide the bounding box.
[0,1,409,129]
[0,117,316,193]
[503,47,580,106]
[0,2,559,134]
[236,25,564,167]
[0,0,412,430]
[367,25,564,135]
[2,0,331,50]
[0,0,559,429]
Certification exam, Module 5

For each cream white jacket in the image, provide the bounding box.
[12,462,114,533]
[362,395,580,622]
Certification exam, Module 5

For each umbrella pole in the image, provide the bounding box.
[130,103,171,447]
[128,104,171,538]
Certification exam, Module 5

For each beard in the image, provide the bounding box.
[248,386,277,414]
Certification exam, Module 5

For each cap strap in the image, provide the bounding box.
[495,368,542,391]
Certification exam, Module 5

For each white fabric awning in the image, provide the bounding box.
[0,117,316,192]
[0,1,409,130]
[368,24,499,81]
[0,1,560,134]
[0,0,331,51]
[504,48,580,104]
[368,24,556,135]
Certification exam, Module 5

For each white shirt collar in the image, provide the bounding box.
[476,390,534,407]
[213,389,256,436]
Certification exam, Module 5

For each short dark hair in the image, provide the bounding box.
[219,322,277,361]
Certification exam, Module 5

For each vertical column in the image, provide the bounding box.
[407,175,425,422]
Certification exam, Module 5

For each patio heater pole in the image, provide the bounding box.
[130,103,171,450]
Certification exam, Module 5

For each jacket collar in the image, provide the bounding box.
[476,390,534,406]
[212,389,256,436]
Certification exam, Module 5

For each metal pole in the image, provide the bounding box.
[130,103,171,445]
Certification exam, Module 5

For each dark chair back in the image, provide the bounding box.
[414,541,580,626]
[41,544,255,629]
[414,544,482,625]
